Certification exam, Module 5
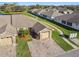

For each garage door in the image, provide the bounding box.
[40,31,50,39]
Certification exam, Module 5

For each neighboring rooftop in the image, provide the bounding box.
[55,13,79,24]
[31,9,42,14]
[40,9,64,18]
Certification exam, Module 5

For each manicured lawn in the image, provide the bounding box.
[16,36,31,57]
[52,30,73,51]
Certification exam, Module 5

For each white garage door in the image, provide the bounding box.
[40,31,50,39]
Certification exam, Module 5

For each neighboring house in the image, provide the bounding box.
[55,13,79,30]
[56,7,73,14]
[29,22,51,40]
[29,8,79,30]
[30,8,64,20]
[29,9,42,15]
[40,11,64,20]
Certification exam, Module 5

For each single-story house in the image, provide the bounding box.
[56,7,73,14]
[36,8,64,20]
[29,9,42,15]
[55,13,79,30]
[30,8,73,20]
[0,24,17,46]
[0,14,51,45]
[0,14,37,46]
[29,22,51,40]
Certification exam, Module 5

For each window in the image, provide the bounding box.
[67,22,72,26]
[75,23,79,26]
[43,15,47,18]
[62,20,66,24]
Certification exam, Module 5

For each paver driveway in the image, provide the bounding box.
[28,38,65,57]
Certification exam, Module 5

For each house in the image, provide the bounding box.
[0,14,51,45]
[30,8,79,30]
[0,14,37,46]
[0,24,17,46]
[56,7,73,14]
[35,8,64,20]
[29,9,42,15]
[29,22,51,40]
[55,13,79,30]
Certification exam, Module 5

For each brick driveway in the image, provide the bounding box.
[28,39,65,57]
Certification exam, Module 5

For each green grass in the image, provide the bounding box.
[16,36,31,57]
[0,11,6,14]
[52,30,73,51]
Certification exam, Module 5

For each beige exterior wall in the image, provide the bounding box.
[40,31,50,40]
[39,28,51,40]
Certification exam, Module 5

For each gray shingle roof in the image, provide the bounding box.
[5,24,17,35]
[0,14,37,35]
[55,13,79,24]
[31,9,41,14]
[0,24,17,35]
[32,22,46,33]
[40,9,63,18]
[11,15,37,28]
[0,24,7,34]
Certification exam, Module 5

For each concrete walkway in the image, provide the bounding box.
[26,15,78,49]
